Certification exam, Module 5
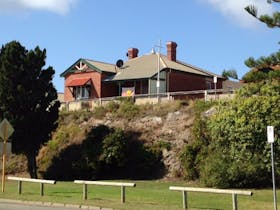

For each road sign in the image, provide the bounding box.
[213,76,217,84]
[267,126,275,143]
[0,142,11,157]
[267,125,278,210]
[0,119,14,141]
[0,119,14,193]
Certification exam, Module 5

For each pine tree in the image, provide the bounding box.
[244,1,280,82]
[0,41,60,178]
[222,69,238,80]
[245,0,280,28]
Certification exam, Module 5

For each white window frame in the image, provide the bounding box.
[74,86,90,100]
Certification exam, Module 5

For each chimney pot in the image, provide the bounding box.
[127,48,139,59]
[166,41,177,61]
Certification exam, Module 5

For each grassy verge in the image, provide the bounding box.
[0,180,278,210]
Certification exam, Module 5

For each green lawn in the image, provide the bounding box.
[0,179,278,210]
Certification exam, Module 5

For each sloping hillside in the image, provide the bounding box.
[8,99,197,179]
[75,102,195,178]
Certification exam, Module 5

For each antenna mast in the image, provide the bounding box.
[155,40,163,100]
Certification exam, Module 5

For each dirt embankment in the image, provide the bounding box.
[7,101,196,178]
[78,104,195,178]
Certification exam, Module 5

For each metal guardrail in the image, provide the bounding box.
[74,180,136,203]
[7,176,56,196]
[169,186,253,210]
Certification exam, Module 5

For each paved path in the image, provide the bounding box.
[0,200,107,210]
[0,202,78,210]
[0,198,110,210]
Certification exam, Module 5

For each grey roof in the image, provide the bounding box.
[222,80,245,90]
[61,53,223,81]
[85,59,117,74]
[108,53,219,81]
[60,58,116,77]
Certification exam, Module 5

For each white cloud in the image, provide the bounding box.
[0,0,78,15]
[201,0,275,28]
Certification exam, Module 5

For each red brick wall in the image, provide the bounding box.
[64,71,102,102]
[168,70,224,92]
[168,70,207,92]
[101,74,119,97]
[216,79,224,89]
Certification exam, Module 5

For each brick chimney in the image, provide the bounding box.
[127,48,139,59]
[166,41,177,61]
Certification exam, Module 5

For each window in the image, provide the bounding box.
[206,81,212,90]
[74,86,90,99]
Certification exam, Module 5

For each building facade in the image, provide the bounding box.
[60,41,224,102]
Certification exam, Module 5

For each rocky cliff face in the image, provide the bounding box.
[8,101,196,179]
[78,104,195,178]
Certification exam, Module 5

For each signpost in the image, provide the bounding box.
[0,119,14,193]
[213,76,217,99]
[267,126,277,210]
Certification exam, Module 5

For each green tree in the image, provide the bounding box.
[222,69,238,80]
[244,1,280,82]
[243,51,280,82]
[182,80,280,187]
[245,1,280,28]
[0,41,60,178]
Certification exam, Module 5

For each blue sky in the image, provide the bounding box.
[0,0,279,92]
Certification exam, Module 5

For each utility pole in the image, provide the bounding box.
[155,40,163,102]
[267,126,277,210]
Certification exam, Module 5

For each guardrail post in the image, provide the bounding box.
[40,183,44,196]
[182,191,187,209]
[232,193,237,210]
[18,181,22,194]
[83,183,87,200]
[121,186,125,203]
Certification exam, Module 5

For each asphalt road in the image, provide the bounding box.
[0,202,82,210]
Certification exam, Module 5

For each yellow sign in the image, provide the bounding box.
[0,142,11,157]
[0,119,14,141]
[121,87,135,97]
[0,119,14,193]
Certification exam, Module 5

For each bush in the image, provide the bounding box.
[115,98,139,119]
[181,81,280,188]
[180,100,215,180]
[92,106,107,119]
[41,125,164,180]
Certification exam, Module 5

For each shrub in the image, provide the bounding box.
[180,100,215,180]
[40,125,164,180]
[115,98,139,119]
[92,106,107,119]
[181,80,280,188]
[100,129,128,166]
[153,140,172,151]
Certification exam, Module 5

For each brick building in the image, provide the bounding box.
[60,41,224,102]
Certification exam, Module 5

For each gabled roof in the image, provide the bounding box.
[60,58,116,77]
[107,53,222,81]
[61,53,223,82]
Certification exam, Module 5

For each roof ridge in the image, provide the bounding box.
[84,58,115,66]
[176,59,223,78]
[159,54,168,68]
[124,53,151,63]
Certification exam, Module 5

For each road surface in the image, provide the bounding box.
[0,202,82,210]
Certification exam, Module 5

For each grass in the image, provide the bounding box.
[0,180,279,210]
